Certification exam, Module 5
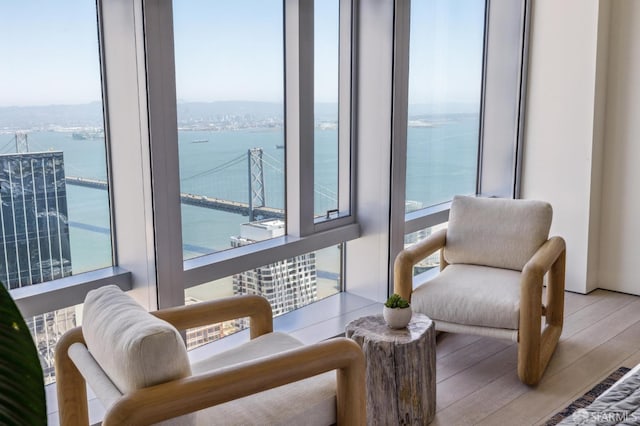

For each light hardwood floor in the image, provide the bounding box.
[430,289,640,425]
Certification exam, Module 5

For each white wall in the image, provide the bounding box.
[521,0,607,293]
[598,0,640,295]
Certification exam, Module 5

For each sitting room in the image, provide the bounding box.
[1,0,640,425]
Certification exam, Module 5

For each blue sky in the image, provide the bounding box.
[0,1,102,107]
[174,0,339,104]
[0,0,484,108]
[409,0,486,108]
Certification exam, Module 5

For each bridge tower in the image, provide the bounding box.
[15,132,29,153]
[248,148,266,222]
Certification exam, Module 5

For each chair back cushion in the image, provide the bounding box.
[443,195,552,271]
[82,285,192,394]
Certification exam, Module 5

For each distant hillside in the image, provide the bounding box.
[0,102,104,130]
[177,101,282,120]
[0,101,339,131]
[176,101,339,122]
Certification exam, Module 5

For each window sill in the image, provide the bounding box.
[12,267,132,318]
[404,201,451,235]
[46,291,381,426]
[184,222,360,287]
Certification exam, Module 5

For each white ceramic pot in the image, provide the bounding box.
[383,306,412,329]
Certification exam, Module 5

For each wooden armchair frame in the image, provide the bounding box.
[55,295,366,425]
[394,228,566,386]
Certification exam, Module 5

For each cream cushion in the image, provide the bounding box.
[411,264,522,330]
[444,195,552,271]
[82,285,192,394]
[192,332,336,426]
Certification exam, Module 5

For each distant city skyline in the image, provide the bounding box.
[0,99,479,136]
[0,1,484,108]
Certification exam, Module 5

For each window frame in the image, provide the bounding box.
[8,0,529,340]
[288,0,358,235]
[11,0,361,316]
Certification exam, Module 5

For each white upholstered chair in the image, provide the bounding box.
[55,286,365,425]
[394,195,566,385]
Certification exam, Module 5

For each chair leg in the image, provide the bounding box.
[55,327,90,426]
[517,304,542,385]
[518,250,565,386]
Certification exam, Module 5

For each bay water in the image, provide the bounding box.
[8,113,477,291]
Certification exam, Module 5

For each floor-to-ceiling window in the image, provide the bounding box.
[174,0,356,349]
[0,0,112,384]
[2,0,530,393]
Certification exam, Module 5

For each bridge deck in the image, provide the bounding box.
[65,176,284,220]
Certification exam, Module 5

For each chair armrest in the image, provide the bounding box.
[393,228,447,300]
[522,236,566,280]
[152,294,273,339]
[102,337,366,426]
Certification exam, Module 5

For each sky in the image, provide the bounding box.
[173,0,339,104]
[0,1,102,107]
[0,0,484,109]
[409,0,486,109]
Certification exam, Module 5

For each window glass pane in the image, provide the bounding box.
[0,2,112,287]
[27,304,82,386]
[185,244,342,350]
[173,1,285,260]
[405,0,486,213]
[314,0,340,219]
[404,222,447,276]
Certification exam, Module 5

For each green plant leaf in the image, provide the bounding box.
[0,283,46,425]
[384,293,410,309]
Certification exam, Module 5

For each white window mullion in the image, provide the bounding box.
[337,0,354,217]
[98,0,160,310]
[345,0,395,302]
[141,0,184,309]
[478,0,530,198]
[285,0,315,238]
[388,0,411,293]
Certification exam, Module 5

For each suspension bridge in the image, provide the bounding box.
[0,132,338,220]
[64,147,338,220]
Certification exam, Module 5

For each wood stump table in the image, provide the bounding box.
[345,313,436,426]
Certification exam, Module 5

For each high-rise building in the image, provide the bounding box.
[232,219,317,317]
[27,306,79,384]
[184,295,237,350]
[0,151,74,385]
[0,151,72,288]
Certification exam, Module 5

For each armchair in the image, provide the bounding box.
[55,286,365,425]
[394,195,566,385]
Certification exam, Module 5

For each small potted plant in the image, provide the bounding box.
[383,293,412,329]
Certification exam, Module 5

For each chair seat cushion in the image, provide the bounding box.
[191,332,305,373]
[411,264,522,330]
[190,332,337,426]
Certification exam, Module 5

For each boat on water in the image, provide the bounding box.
[275,144,284,149]
[192,139,209,143]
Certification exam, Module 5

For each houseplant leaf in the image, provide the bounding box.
[0,283,46,425]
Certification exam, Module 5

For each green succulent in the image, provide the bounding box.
[384,293,410,309]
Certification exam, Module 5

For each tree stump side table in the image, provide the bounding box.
[345,313,436,426]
